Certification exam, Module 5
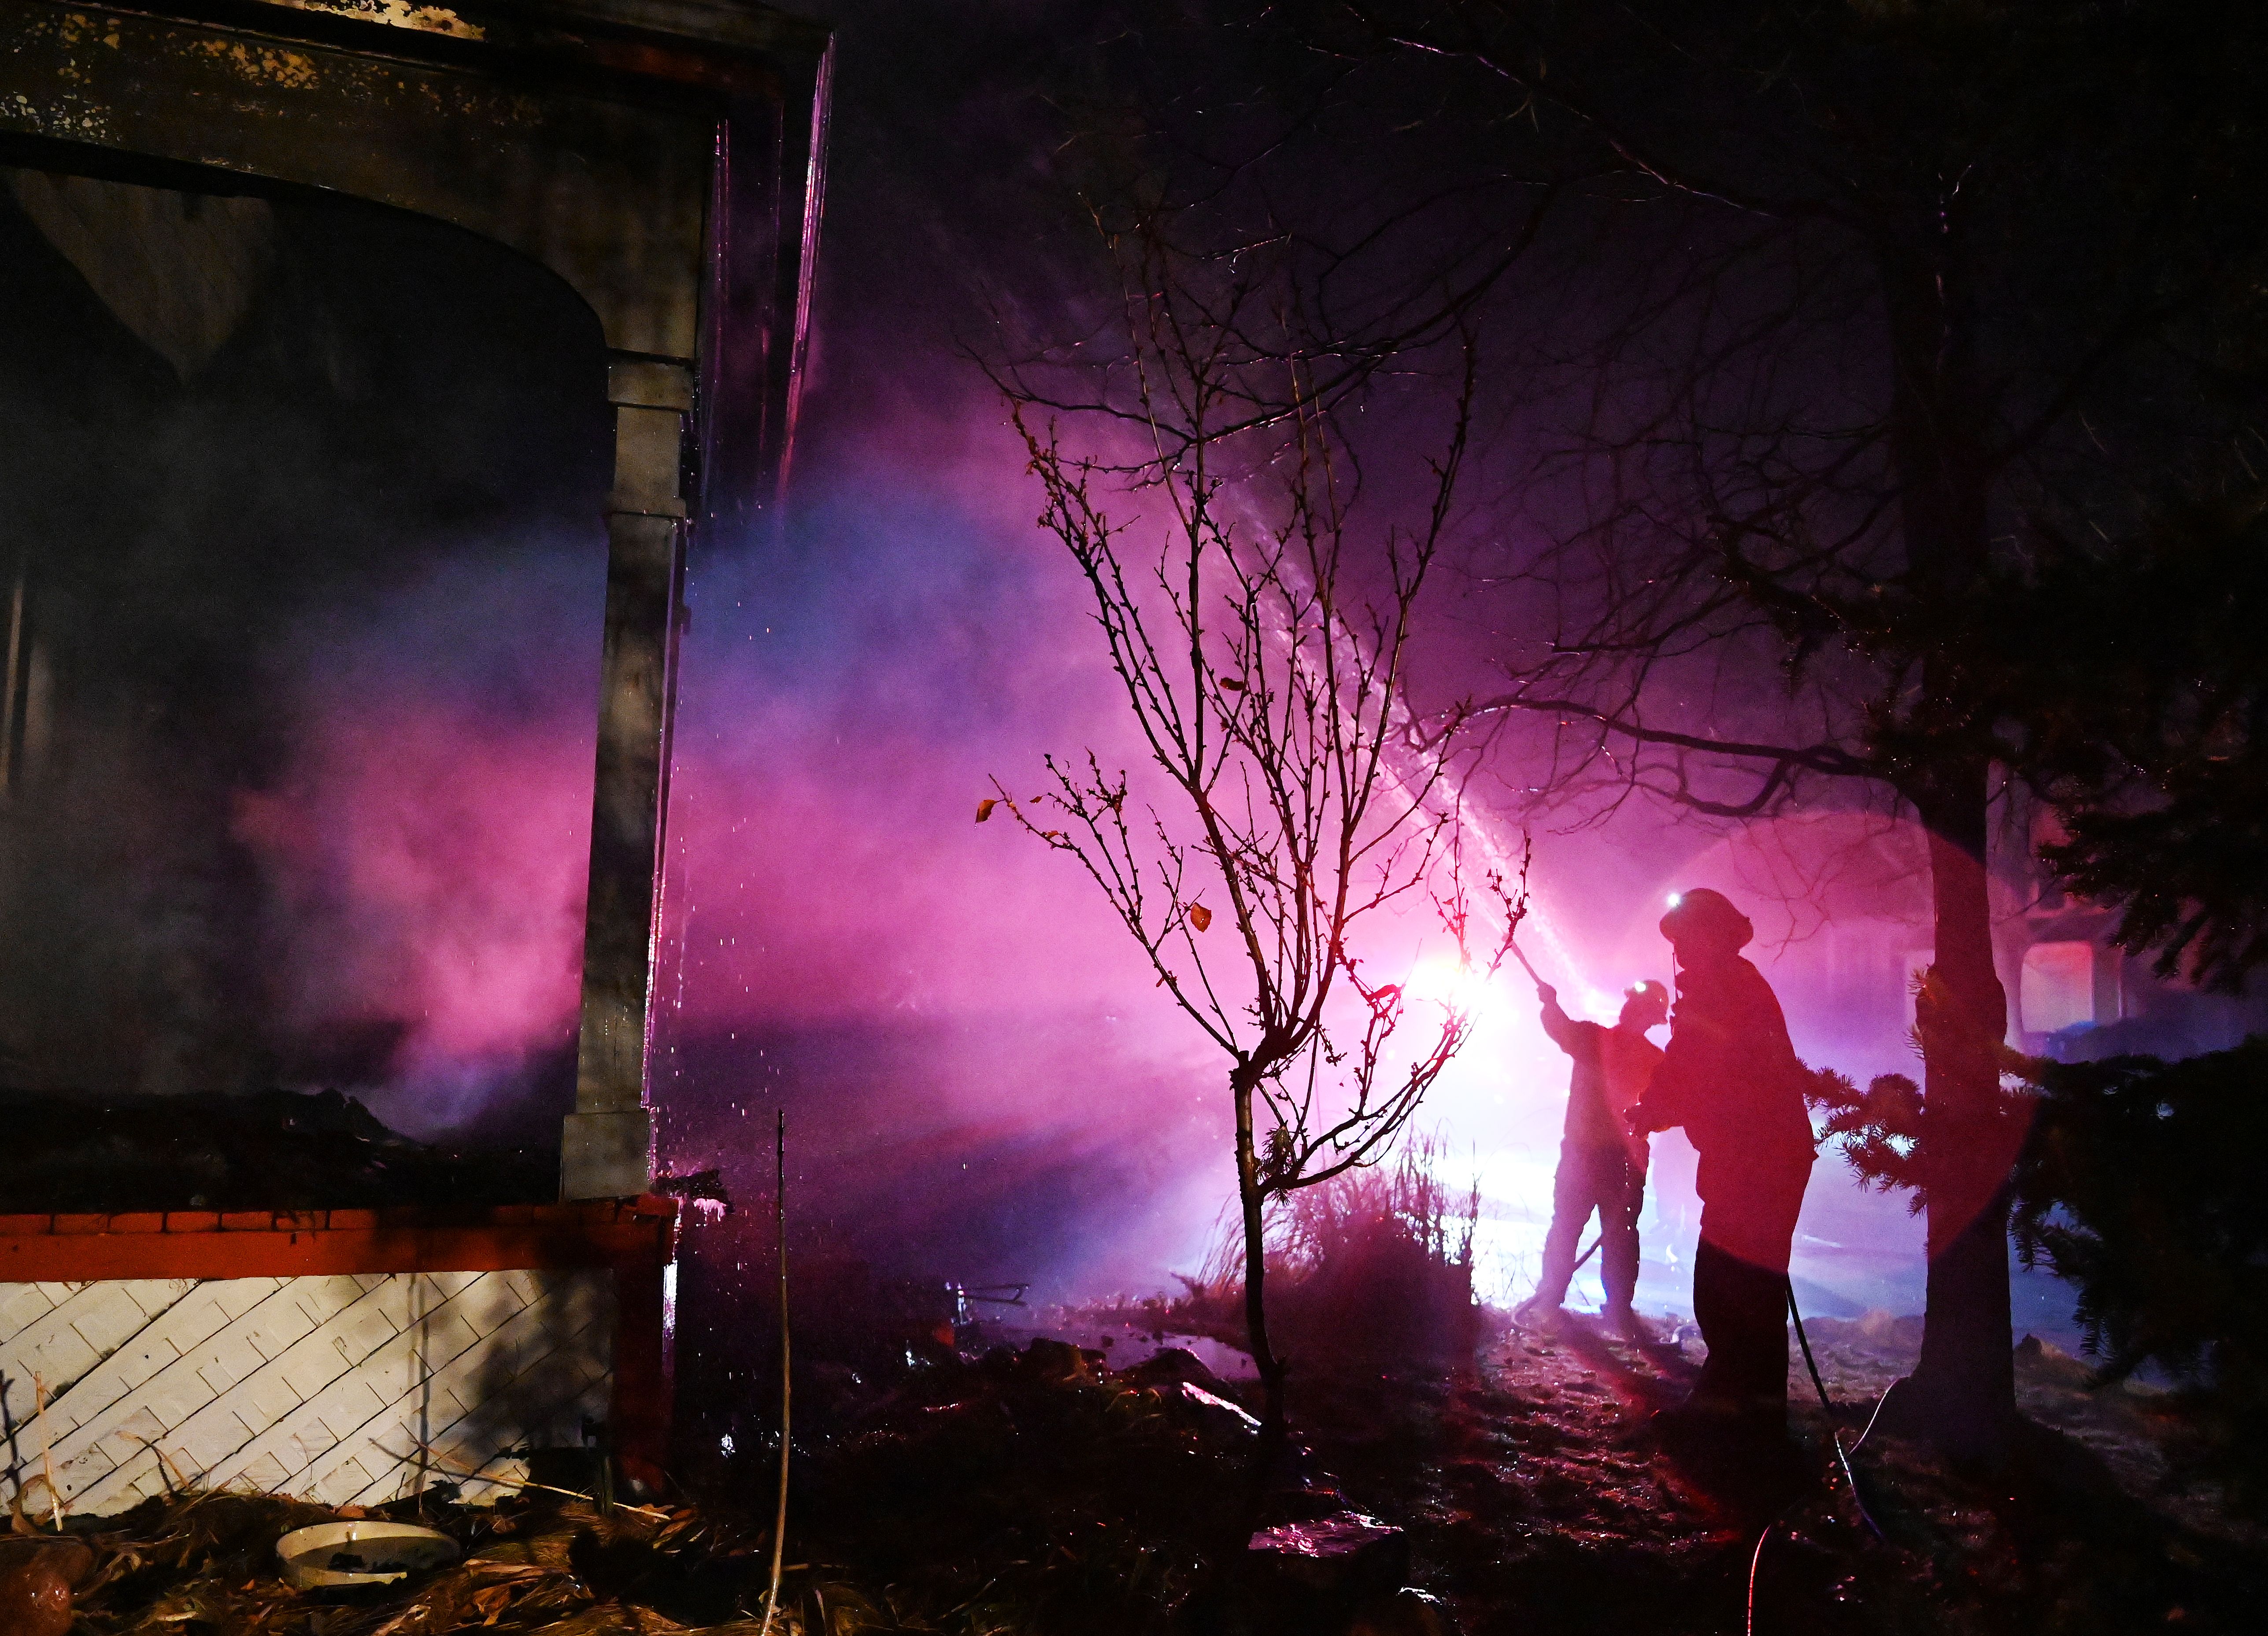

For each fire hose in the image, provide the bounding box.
[1746,1281,1902,1636]
[1787,1281,1887,1541]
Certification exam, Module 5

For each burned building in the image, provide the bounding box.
[0,0,827,1507]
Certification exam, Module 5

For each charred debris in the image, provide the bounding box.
[0,1088,554,1214]
[0,1332,1397,1636]
[4,1290,2263,1636]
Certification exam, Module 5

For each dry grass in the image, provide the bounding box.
[1165,1137,1483,1369]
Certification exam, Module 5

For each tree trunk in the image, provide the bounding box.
[1232,1065,1288,1439]
[1901,761,2019,1460]
[1878,229,2019,1458]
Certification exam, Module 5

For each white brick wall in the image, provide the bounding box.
[0,1270,614,1513]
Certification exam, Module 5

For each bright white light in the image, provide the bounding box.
[1404,957,1500,1021]
[1665,892,1683,907]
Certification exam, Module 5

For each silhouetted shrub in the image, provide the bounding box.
[1179,1138,1480,1369]
[2009,1039,2268,1512]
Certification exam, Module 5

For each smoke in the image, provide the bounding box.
[231,545,602,1136]
[0,174,608,1115]
[650,409,1240,1296]
[0,0,2116,1357]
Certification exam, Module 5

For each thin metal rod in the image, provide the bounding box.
[759,1110,790,1636]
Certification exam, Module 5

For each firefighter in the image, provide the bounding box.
[1628,888,1817,1440]
[1516,977,1669,1331]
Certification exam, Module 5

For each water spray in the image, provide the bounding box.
[1503,934,1547,992]
[1202,478,1613,1020]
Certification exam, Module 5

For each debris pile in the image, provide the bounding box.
[0,1337,1319,1635]
[7,1484,781,1634]
[777,1336,1261,1631]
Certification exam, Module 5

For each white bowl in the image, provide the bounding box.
[275,1520,460,1589]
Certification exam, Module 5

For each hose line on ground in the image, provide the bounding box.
[1747,1281,1902,1635]
[1787,1281,1887,1542]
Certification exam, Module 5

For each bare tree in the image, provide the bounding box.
[987,226,1517,1434]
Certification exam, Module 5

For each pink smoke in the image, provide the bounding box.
[228,548,603,1131]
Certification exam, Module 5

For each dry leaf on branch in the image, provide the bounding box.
[975,798,998,822]
[1188,905,1213,932]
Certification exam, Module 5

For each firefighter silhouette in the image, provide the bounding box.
[1519,977,1669,1329]
[1630,888,1817,1437]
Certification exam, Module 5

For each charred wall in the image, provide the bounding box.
[0,168,610,1110]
